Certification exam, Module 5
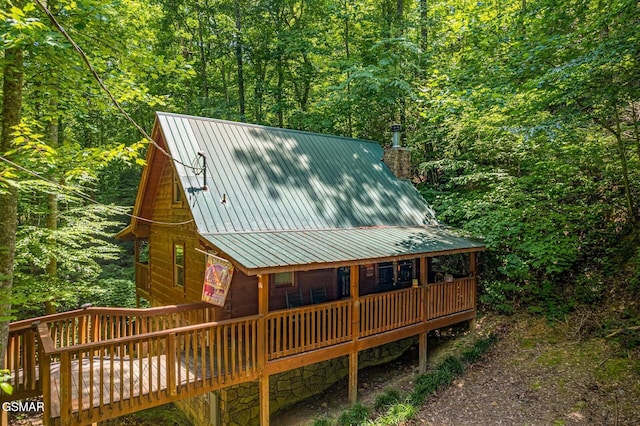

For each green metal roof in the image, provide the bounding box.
[202,226,484,274]
[157,112,437,233]
[154,112,484,272]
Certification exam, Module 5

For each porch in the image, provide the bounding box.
[3,273,475,426]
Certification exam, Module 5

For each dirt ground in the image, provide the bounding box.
[273,314,640,425]
[10,314,640,425]
[416,316,640,426]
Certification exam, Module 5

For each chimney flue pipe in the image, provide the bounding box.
[391,124,402,148]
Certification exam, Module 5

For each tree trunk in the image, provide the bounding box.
[344,0,353,137]
[45,96,59,315]
[613,105,636,223]
[632,102,640,160]
[420,0,428,51]
[0,45,23,367]
[276,57,284,128]
[235,0,246,119]
[396,0,403,36]
[254,60,266,124]
[197,12,210,102]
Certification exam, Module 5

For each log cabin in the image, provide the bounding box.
[116,111,484,424]
[2,112,484,426]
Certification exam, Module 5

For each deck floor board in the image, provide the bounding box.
[49,354,206,419]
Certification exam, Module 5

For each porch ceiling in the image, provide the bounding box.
[201,225,484,274]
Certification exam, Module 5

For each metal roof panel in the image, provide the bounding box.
[202,226,484,271]
[156,112,436,234]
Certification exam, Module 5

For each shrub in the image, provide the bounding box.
[374,388,401,411]
[374,403,416,425]
[337,402,370,426]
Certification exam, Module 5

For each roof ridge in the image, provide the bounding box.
[200,225,445,236]
[156,111,382,147]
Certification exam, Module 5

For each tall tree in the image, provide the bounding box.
[235,0,246,118]
[0,0,26,365]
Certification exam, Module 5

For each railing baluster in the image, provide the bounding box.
[129,340,134,408]
[77,349,83,414]
[59,351,70,424]
[216,326,223,385]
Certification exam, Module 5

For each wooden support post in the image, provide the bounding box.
[418,332,428,374]
[259,375,270,426]
[257,274,269,368]
[59,352,70,425]
[469,252,478,332]
[469,252,477,277]
[349,265,360,405]
[420,257,428,286]
[1,407,7,426]
[350,265,360,339]
[36,325,52,426]
[349,351,358,405]
[419,257,428,322]
[258,274,270,426]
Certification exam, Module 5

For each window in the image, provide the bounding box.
[397,260,414,285]
[377,262,394,287]
[274,271,294,288]
[337,267,350,298]
[174,243,185,287]
[172,173,183,205]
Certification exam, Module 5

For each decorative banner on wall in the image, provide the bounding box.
[201,253,234,306]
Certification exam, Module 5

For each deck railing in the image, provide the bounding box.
[3,303,216,400]
[360,287,423,337]
[266,299,352,360]
[265,278,475,358]
[3,277,476,424]
[3,322,39,396]
[46,302,217,351]
[35,314,260,425]
[425,277,476,320]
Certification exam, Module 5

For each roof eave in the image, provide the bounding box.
[114,224,135,241]
[116,115,163,238]
[217,243,485,276]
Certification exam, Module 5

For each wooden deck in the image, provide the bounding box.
[3,277,477,426]
[49,355,173,418]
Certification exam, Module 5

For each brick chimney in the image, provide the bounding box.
[382,124,411,179]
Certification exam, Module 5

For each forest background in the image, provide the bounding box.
[1,0,639,355]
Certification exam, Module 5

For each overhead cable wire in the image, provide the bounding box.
[0,155,194,226]
[33,0,201,173]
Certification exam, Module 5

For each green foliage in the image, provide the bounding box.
[630,249,640,294]
[371,403,416,425]
[337,402,370,426]
[85,277,137,309]
[438,356,465,376]
[413,0,640,315]
[313,418,333,426]
[373,388,401,411]
[460,334,498,365]
[2,0,638,323]
[0,369,13,396]
[12,202,124,318]
[478,280,520,314]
